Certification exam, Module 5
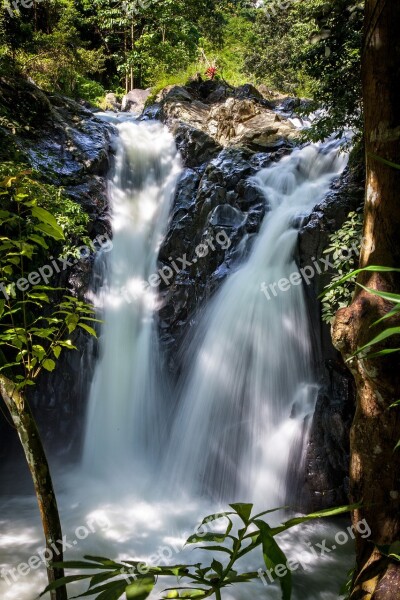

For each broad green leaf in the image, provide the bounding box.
[42,359,56,372]
[368,153,400,171]
[354,327,400,356]
[32,345,46,361]
[193,545,231,554]
[0,300,5,319]
[199,512,234,527]
[320,266,400,298]
[84,556,127,569]
[53,346,62,359]
[252,507,288,521]
[90,569,130,588]
[78,322,98,337]
[53,561,114,570]
[186,532,227,545]
[126,576,155,600]
[34,222,64,241]
[275,503,361,534]
[71,579,127,598]
[31,206,63,231]
[66,313,80,333]
[40,574,92,596]
[255,520,291,600]
[356,285,400,306]
[211,559,223,577]
[28,292,50,303]
[229,503,253,524]
[180,591,206,599]
[360,348,400,360]
[58,340,77,350]
[28,234,49,249]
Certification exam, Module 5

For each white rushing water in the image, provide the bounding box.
[83,118,181,477]
[0,122,353,600]
[165,141,348,505]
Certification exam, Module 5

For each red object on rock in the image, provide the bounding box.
[205,66,217,80]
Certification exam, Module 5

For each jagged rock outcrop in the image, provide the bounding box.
[143,80,298,152]
[157,146,292,373]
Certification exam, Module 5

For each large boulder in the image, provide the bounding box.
[105,92,121,111]
[121,88,152,113]
[155,83,298,152]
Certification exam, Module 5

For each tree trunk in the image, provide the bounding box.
[130,19,135,90]
[332,1,400,598]
[0,376,68,600]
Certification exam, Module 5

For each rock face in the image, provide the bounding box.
[157,145,291,374]
[0,74,114,459]
[296,167,365,509]
[105,92,121,111]
[143,81,298,152]
[151,82,365,509]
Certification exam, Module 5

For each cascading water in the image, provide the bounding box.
[82,118,181,477]
[0,125,355,600]
[165,141,348,504]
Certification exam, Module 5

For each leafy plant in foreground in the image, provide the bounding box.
[0,168,99,600]
[42,503,357,600]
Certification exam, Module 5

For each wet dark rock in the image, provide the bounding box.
[173,123,221,168]
[149,81,298,152]
[297,165,365,509]
[209,204,246,228]
[157,143,273,376]
[0,76,113,457]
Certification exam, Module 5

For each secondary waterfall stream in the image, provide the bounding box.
[165,141,348,504]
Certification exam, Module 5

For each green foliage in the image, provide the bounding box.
[322,266,400,361]
[0,168,98,388]
[321,210,364,324]
[0,163,91,254]
[41,503,357,599]
[245,0,363,139]
[0,0,105,97]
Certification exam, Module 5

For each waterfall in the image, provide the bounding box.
[164,141,348,504]
[82,118,347,505]
[82,119,181,477]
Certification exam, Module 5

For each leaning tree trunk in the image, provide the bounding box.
[332,1,400,598]
[0,376,68,600]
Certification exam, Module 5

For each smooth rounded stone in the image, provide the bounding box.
[209,204,246,229]
[121,89,152,113]
[105,92,121,111]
